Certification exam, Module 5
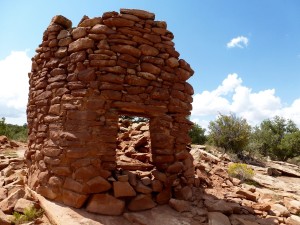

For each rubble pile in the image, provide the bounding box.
[0,135,19,150]
[0,143,49,224]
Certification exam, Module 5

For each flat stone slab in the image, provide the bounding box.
[27,187,131,225]
[27,186,194,225]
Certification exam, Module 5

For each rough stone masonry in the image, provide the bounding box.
[26,8,195,215]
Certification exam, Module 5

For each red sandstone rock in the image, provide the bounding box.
[236,189,257,202]
[113,181,136,198]
[166,57,179,68]
[51,15,72,28]
[36,186,57,200]
[0,210,11,225]
[284,197,300,214]
[208,212,231,225]
[169,198,190,212]
[90,24,116,34]
[86,194,125,215]
[14,198,37,213]
[128,194,156,211]
[120,9,155,20]
[78,17,102,27]
[139,44,159,56]
[103,17,135,27]
[68,38,94,52]
[141,62,161,75]
[286,215,300,225]
[72,27,87,39]
[111,45,141,58]
[156,189,172,204]
[62,189,88,208]
[151,179,163,192]
[0,189,25,213]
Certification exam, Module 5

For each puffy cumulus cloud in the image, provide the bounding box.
[192,73,240,116]
[227,36,249,48]
[192,73,300,129]
[279,99,300,127]
[0,51,31,125]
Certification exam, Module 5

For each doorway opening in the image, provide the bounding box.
[116,115,154,171]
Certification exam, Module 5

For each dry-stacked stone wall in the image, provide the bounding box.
[26,9,195,214]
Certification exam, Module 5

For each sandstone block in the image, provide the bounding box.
[270,203,290,217]
[70,51,86,63]
[141,177,151,186]
[111,45,141,58]
[141,62,161,75]
[208,212,231,225]
[156,189,171,204]
[169,198,190,212]
[125,75,149,86]
[77,68,96,82]
[72,27,87,39]
[63,177,86,193]
[128,194,156,211]
[87,176,112,193]
[0,188,7,201]
[204,199,233,215]
[152,27,167,35]
[135,181,152,194]
[151,179,163,192]
[57,30,71,39]
[0,189,25,213]
[120,9,155,20]
[139,44,159,56]
[74,165,100,182]
[68,38,94,52]
[58,37,72,46]
[14,198,37,213]
[143,33,161,43]
[86,194,125,215]
[78,17,102,27]
[113,181,136,198]
[62,189,88,208]
[175,68,191,81]
[236,189,257,202]
[103,17,135,27]
[152,170,167,183]
[166,57,179,68]
[117,175,129,182]
[51,15,72,28]
[124,171,137,187]
[0,210,10,225]
[284,197,300,214]
[175,186,193,201]
[286,215,300,225]
[90,24,116,34]
[51,167,72,176]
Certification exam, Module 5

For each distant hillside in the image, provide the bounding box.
[0,117,27,142]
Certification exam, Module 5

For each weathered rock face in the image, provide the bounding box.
[26,8,194,214]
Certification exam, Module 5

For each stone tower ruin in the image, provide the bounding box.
[26,9,195,214]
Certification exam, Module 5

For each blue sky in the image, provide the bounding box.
[0,0,299,128]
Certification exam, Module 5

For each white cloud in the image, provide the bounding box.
[0,51,31,125]
[227,36,249,48]
[192,73,300,129]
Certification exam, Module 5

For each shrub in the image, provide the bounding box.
[189,123,207,145]
[228,163,255,182]
[250,116,299,161]
[12,207,43,224]
[208,113,251,155]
